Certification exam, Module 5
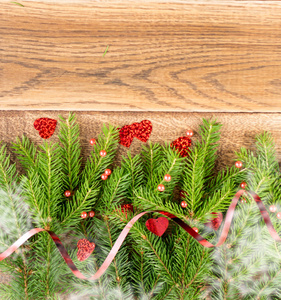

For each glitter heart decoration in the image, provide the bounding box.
[170,136,192,157]
[34,118,57,139]
[118,120,152,148]
[77,238,96,262]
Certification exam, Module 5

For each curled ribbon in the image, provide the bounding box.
[0,190,281,280]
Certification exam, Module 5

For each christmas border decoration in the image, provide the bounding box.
[0,189,281,281]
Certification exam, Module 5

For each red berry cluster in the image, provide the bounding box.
[157,174,172,192]
[101,168,112,180]
[81,211,95,219]
[269,205,281,219]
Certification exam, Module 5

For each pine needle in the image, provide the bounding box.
[103,45,109,57]
[10,1,24,7]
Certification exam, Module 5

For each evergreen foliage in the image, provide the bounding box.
[0,113,280,299]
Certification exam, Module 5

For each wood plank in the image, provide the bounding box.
[1,1,281,111]
[1,111,281,171]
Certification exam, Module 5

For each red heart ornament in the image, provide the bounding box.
[118,124,134,148]
[118,120,152,148]
[170,136,192,157]
[77,238,96,262]
[145,217,169,237]
[131,120,152,143]
[204,212,223,231]
[34,118,57,139]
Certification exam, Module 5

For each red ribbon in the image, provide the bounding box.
[1,190,280,280]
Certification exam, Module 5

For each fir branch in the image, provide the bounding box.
[60,123,120,229]
[97,167,131,212]
[133,186,185,220]
[81,123,119,185]
[104,216,122,287]
[59,180,100,229]
[141,142,164,187]
[37,141,63,226]
[0,143,32,299]
[181,119,222,214]
[120,151,145,199]
[58,112,82,191]
[11,135,37,172]
[255,131,279,174]
[20,172,47,228]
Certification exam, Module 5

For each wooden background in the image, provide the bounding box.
[1,0,281,295]
[1,0,281,111]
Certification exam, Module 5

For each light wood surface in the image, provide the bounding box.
[1,1,281,111]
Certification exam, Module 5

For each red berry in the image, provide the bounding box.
[105,169,112,176]
[89,211,95,218]
[157,184,165,192]
[240,197,247,204]
[269,205,277,213]
[186,130,194,137]
[89,138,96,145]
[277,212,281,219]
[100,150,107,157]
[193,227,199,233]
[101,174,108,180]
[235,161,243,168]
[64,190,71,197]
[181,201,188,208]
[240,182,247,189]
[81,212,87,219]
[164,174,171,182]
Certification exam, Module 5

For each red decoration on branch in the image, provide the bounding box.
[180,190,188,199]
[105,169,112,176]
[64,190,71,197]
[77,239,96,262]
[193,227,199,233]
[89,138,96,145]
[204,212,223,231]
[1,190,281,281]
[101,174,108,180]
[186,130,194,137]
[181,201,188,208]
[89,211,95,218]
[157,184,165,192]
[100,150,107,157]
[81,212,87,219]
[118,120,152,148]
[145,217,169,237]
[235,161,243,168]
[34,118,57,139]
[170,136,192,157]
[164,174,171,182]
[120,204,134,219]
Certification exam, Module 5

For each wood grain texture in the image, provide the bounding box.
[1,1,281,111]
[1,111,281,172]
